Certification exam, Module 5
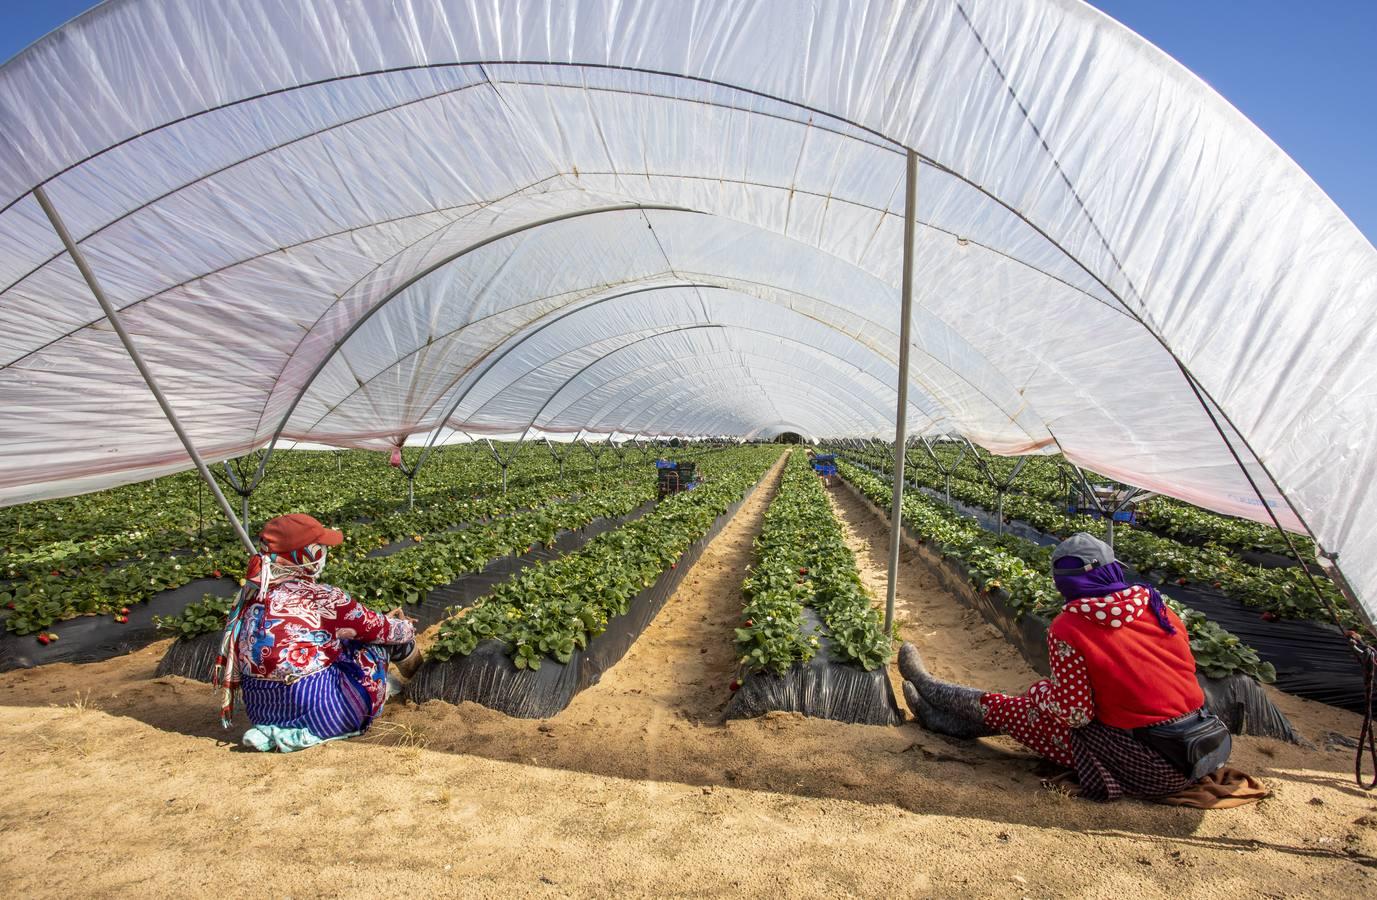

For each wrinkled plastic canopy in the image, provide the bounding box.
[1,0,1374,619]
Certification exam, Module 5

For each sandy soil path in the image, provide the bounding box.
[1,461,1375,898]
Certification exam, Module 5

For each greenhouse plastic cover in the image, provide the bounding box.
[0,0,1375,621]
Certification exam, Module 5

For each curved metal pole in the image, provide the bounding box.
[403,282,718,480]
[32,185,256,555]
[561,334,914,430]
[438,325,740,452]
[622,393,838,442]
[595,372,873,439]
[557,350,898,436]
[297,265,1025,459]
[515,326,726,443]
[413,284,950,452]
[247,204,698,487]
[606,372,902,438]
[614,368,895,434]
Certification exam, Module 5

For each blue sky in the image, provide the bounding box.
[2,0,1373,243]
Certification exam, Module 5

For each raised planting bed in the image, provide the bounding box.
[0,447,657,641]
[409,447,784,718]
[838,463,1301,743]
[155,496,660,682]
[845,456,1370,714]
[850,446,1355,630]
[0,574,240,672]
[724,453,899,725]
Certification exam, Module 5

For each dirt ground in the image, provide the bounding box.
[2,459,1375,898]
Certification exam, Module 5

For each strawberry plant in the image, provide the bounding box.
[839,447,1357,631]
[2,443,661,637]
[737,454,888,674]
[429,446,783,669]
[838,461,1276,683]
[152,472,662,638]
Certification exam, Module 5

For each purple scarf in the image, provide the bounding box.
[1053,559,1176,634]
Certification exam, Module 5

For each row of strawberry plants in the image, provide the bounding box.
[1,443,485,548]
[735,453,890,674]
[1,454,644,636]
[428,446,783,671]
[152,476,658,640]
[849,442,1311,559]
[840,447,1355,630]
[0,442,620,581]
[838,461,1276,682]
[5,437,705,583]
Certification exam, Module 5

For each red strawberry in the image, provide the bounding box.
[1176,577,1188,586]
[1212,581,1222,589]
[745,619,754,627]
[119,607,130,615]
[1261,611,1279,622]
[50,570,60,577]
[116,615,128,624]
[729,680,741,692]
[798,568,809,576]
[37,633,50,645]
[212,569,222,578]
[670,563,677,569]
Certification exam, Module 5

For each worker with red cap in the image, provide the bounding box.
[212,513,420,752]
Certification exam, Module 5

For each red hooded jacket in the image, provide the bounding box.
[1049,585,1204,729]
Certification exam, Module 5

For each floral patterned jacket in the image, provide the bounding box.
[235,579,415,683]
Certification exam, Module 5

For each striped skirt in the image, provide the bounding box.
[240,645,390,740]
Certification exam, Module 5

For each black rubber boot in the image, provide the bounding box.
[899,643,997,738]
[903,682,997,739]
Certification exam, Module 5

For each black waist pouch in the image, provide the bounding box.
[1134,708,1232,781]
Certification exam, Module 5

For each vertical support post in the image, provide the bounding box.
[885,150,919,634]
[32,185,256,555]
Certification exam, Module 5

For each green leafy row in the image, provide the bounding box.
[838,461,1276,683]
[862,441,1312,560]
[151,473,660,640]
[845,446,1356,630]
[0,441,715,640]
[6,459,658,635]
[428,446,784,670]
[736,453,889,674]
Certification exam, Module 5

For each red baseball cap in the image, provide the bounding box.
[258,513,344,553]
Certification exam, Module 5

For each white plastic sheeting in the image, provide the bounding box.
[0,0,1375,619]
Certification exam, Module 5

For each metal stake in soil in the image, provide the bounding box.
[885,149,919,634]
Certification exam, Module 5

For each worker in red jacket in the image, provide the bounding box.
[899,532,1230,801]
